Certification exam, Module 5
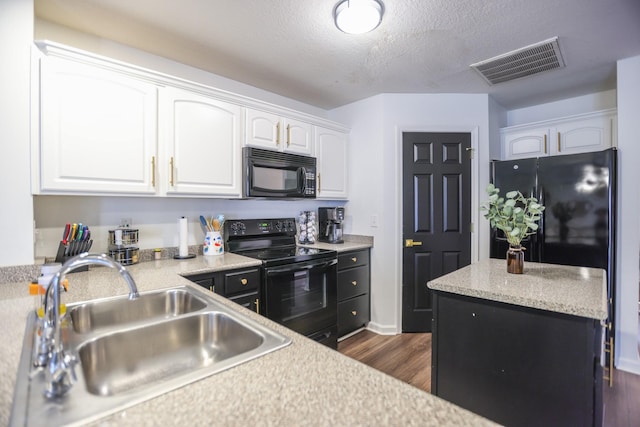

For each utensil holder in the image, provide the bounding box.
[54,239,93,271]
[203,231,223,256]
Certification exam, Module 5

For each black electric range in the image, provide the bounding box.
[224,218,339,349]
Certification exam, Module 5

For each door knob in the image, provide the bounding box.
[405,239,423,248]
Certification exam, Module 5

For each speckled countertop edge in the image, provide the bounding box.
[427,259,607,320]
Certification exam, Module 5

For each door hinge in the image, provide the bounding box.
[465,147,474,159]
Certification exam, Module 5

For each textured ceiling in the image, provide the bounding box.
[35,0,640,110]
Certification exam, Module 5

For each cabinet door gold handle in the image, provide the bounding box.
[286,124,291,146]
[317,173,321,192]
[351,257,357,263]
[352,281,357,286]
[351,310,357,316]
[255,298,260,314]
[405,239,423,248]
[151,156,156,187]
[276,122,281,146]
[241,278,248,285]
[169,157,175,187]
[543,135,547,154]
[209,285,214,292]
[557,132,561,152]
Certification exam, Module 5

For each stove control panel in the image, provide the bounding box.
[225,218,297,236]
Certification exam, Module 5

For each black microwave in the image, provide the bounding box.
[243,147,316,198]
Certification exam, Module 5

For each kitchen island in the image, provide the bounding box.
[0,253,495,426]
[428,259,607,427]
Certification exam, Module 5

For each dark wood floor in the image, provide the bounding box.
[338,330,640,426]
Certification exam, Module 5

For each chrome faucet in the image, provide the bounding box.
[38,253,139,398]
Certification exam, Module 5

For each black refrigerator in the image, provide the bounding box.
[490,148,617,377]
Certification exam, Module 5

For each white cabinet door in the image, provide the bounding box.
[553,115,614,155]
[245,108,313,155]
[501,128,550,160]
[245,109,280,150]
[161,87,242,197]
[501,110,616,160]
[282,118,313,155]
[315,127,348,200]
[39,57,158,194]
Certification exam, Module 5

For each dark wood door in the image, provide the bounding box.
[402,132,471,332]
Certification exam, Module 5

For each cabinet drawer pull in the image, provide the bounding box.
[351,310,357,316]
[241,278,248,285]
[276,122,281,146]
[255,298,260,314]
[557,132,561,152]
[351,281,357,286]
[351,257,357,263]
[543,135,547,154]
[286,124,291,146]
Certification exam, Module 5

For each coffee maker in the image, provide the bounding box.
[318,207,345,244]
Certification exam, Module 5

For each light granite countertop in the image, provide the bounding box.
[427,259,607,320]
[0,250,497,426]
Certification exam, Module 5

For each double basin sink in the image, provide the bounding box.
[10,285,291,426]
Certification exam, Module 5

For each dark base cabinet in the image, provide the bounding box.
[337,249,370,338]
[184,267,260,314]
[431,291,603,427]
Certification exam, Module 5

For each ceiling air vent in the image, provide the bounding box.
[470,37,565,85]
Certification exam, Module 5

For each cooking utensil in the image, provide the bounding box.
[199,215,210,232]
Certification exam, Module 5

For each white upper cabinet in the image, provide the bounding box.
[32,41,349,199]
[315,126,348,200]
[38,56,158,194]
[245,108,313,155]
[160,87,242,197]
[501,109,616,160]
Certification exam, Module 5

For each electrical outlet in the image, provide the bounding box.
[120,217,133,228]
[370,214,379,228]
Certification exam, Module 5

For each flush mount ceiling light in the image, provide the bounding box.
[334,0,384,34]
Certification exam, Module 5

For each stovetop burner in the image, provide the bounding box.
[235,245,336,266]
[224,218,337,266]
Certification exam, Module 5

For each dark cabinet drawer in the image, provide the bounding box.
[338,266,370,300]
[183,272,215,293]
[338,294,370,337]
[338,249,369,270]
[229,292,260,314]
[224,268,260,296]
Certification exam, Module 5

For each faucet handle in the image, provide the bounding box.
[44,350,78,398]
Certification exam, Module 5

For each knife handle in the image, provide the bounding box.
[62,223,71,245]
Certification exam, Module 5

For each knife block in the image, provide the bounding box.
[54,240,93,271]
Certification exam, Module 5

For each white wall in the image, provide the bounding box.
[506,89,617,126]
[33,196,342,258]
[330,94,491,333]
[615,55,640,374]
[0,0,34,267]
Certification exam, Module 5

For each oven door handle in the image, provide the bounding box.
[265,258,337,275]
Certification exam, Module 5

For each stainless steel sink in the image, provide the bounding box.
[79,311,264,396]
[69,288,207,334]
[10,285,291,427]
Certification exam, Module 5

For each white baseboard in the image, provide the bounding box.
[366,321,398,336]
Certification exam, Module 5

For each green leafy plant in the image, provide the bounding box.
[481,183,545,247]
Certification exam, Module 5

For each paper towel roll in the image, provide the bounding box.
[178,216,189,257]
